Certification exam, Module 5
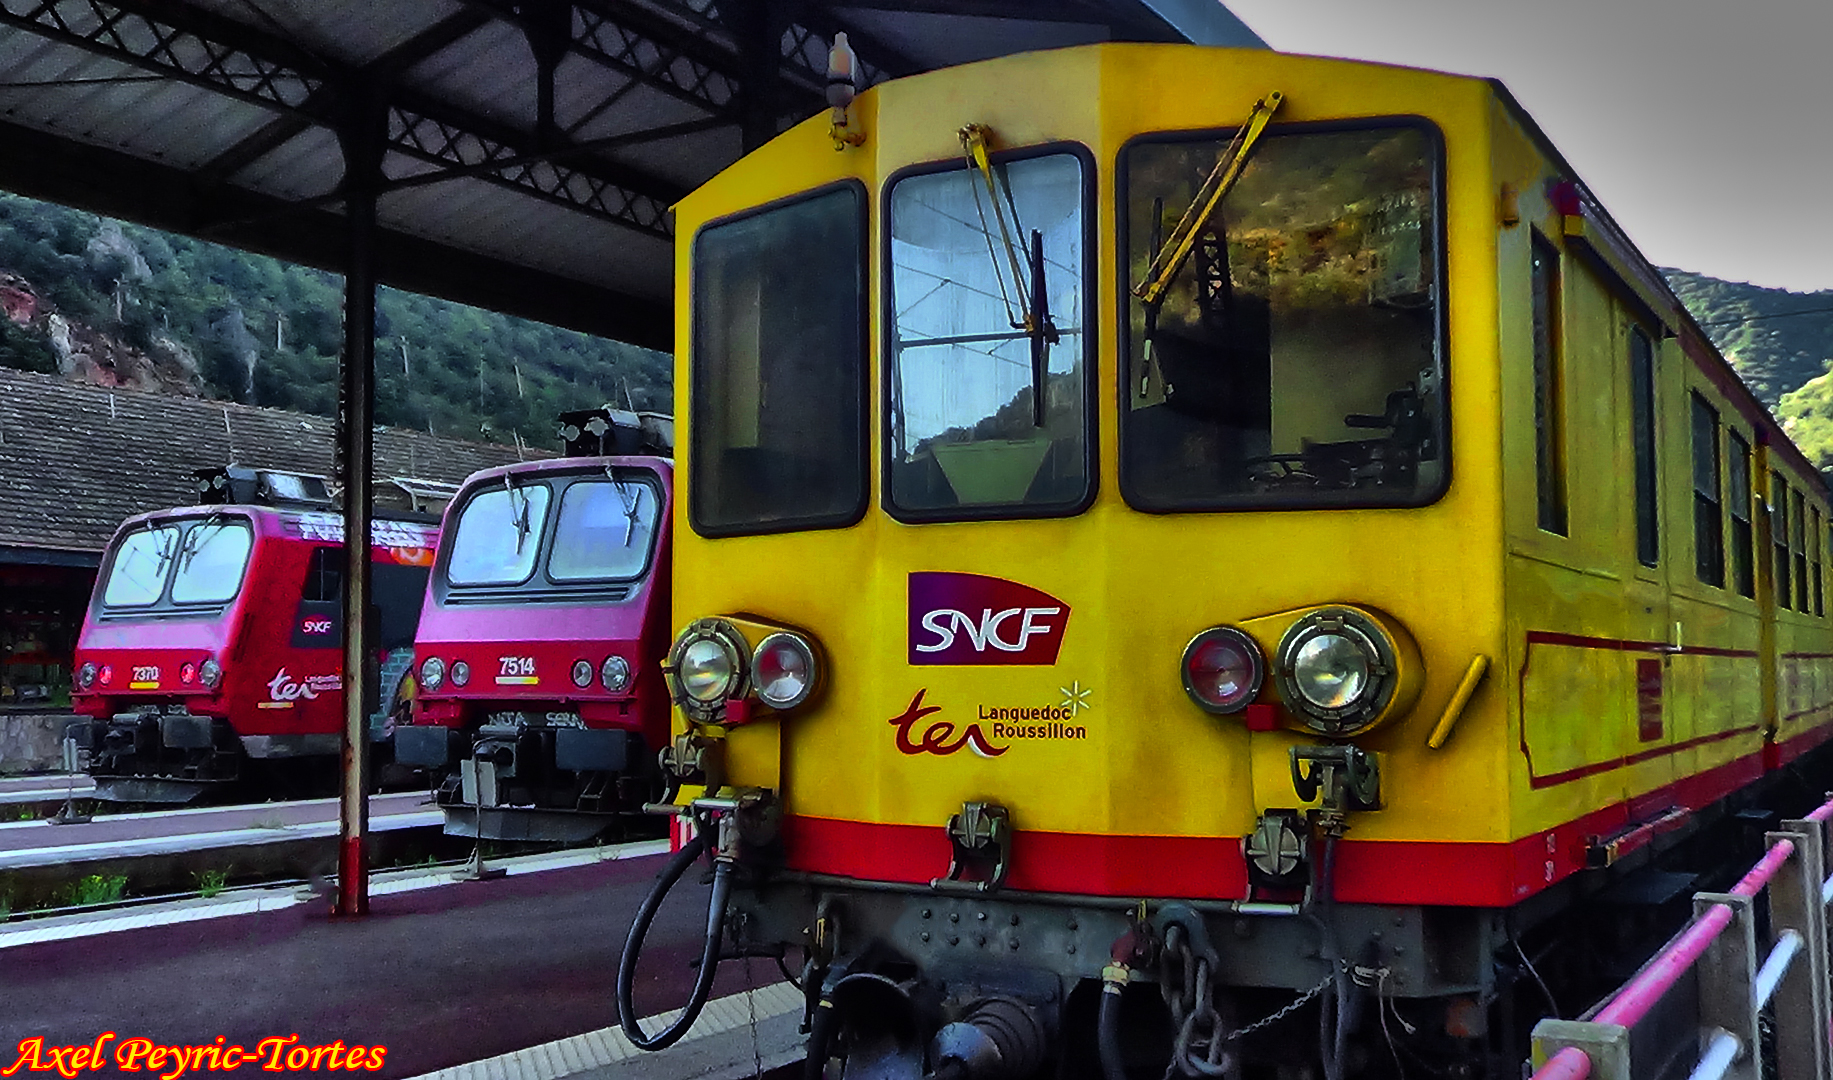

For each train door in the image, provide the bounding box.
[1622,322,1672,818]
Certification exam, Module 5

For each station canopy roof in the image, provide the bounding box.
[0,1,1262,351]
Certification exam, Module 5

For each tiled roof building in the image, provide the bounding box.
[0,366,542,704]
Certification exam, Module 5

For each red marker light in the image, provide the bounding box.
[98,665,114,687]
[180,663,197,685]
[1180,628,1264,715]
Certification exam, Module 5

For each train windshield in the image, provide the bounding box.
[100,518,254,610]
[886,152,1089,518]
[446,482,552,586]
[549,478,662,582]
[1120,123,1446,510]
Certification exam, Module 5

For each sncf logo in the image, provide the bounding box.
[908,572,1070,666]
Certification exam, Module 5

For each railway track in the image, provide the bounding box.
[0,787,452,910]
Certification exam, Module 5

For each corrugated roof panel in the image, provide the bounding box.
[402,19,537,132]
[182,0,463,68]
[378,180,669,299]
[236,124,345,201]
[606,121,743,190]
[832,9,1119,68]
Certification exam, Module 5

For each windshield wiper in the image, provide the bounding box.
[1132,91,1282,309]
[1131,91,1283,396]
[608,467,643,546]
[959,123,1060,426]
[504,475,534,555]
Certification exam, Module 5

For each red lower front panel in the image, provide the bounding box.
[784,729,1819,908]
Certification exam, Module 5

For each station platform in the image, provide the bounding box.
[1,842,805,1079]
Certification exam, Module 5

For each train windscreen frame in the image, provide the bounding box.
[688,181,868,537]
[97,516,255,614]
[436,467,664,604]
[883,145,1096,521]
[1118,119,1449,512]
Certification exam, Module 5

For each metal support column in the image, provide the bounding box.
[334,79,385,918]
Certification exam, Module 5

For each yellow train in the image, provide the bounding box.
[618,41,1833,1080]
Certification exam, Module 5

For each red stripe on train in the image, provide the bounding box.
[782,729,1826,908]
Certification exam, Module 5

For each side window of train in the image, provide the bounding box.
[1814,505,1826,616]
[1794,490,1810,611]
[689,182,867,536]
[1531,233,1567,535]
[1629,326,1658,566]
[1727,431,1755,598]
[1690,393,1724,588]
[302,546,341,601]
[886,149,1091,519]
[1117,123,1445,511]
[1773,473,1793,610]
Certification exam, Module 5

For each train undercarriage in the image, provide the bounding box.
[66,707,366,804]
[623,745,1833,1080]
[397,714,660,843]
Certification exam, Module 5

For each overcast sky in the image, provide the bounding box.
[1222,0,1833,293]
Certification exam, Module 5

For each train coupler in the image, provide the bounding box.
[932,801,1012,895]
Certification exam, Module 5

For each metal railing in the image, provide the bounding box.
[1531,797,1833,1080]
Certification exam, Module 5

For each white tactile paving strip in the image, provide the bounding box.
[0,839,670,949]
[402,982,804,1080]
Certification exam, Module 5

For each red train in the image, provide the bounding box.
[68,467,436,803]
[395,408,673,842]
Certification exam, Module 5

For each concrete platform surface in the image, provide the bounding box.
[0,844,788,1078]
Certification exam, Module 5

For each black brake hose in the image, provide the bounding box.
[1096,981,1128,1080]
[616,830,734,1050]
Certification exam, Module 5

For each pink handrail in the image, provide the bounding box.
[1594,838,1793,1028]
[1528,793,1833,1080]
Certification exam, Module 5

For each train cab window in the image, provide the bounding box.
[446,482,552,587]
[1691,394,1724,588]
[1773,473,1792,609]
[101,526,180,608]
[1727,431,1755,597]
[548,477,662,582]
[1119,124,1444,511]
[170,521,253,605]
[1629,327,1659,566]
[886,151,1090,518]
[691,183,866,536]
[1532,234,1567,535]
[1794,491,1810,611]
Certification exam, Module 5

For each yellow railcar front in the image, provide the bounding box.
[625,41,1833,1080]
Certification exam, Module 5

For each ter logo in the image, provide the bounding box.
[907,572,1070,666]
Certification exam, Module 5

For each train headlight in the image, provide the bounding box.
[752,632,818,711]
[601,655,631,693]
[571,660,593,688]
[450,660,471,688]
[419,656,446,692]
[1181,627,1264,714]
[77,662,97,690]
[198,659,223,690]
[667,619,749,723]
[1274,607,1412,736]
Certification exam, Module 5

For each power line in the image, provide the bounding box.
[1696,305,1833,329]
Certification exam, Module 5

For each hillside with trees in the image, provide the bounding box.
[4,191,1831,475]
[0,193,669,450]
[1667,270,1833,473]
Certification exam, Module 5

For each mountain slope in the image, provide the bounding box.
[0,193,669,449]
[1666,269,1833,471]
